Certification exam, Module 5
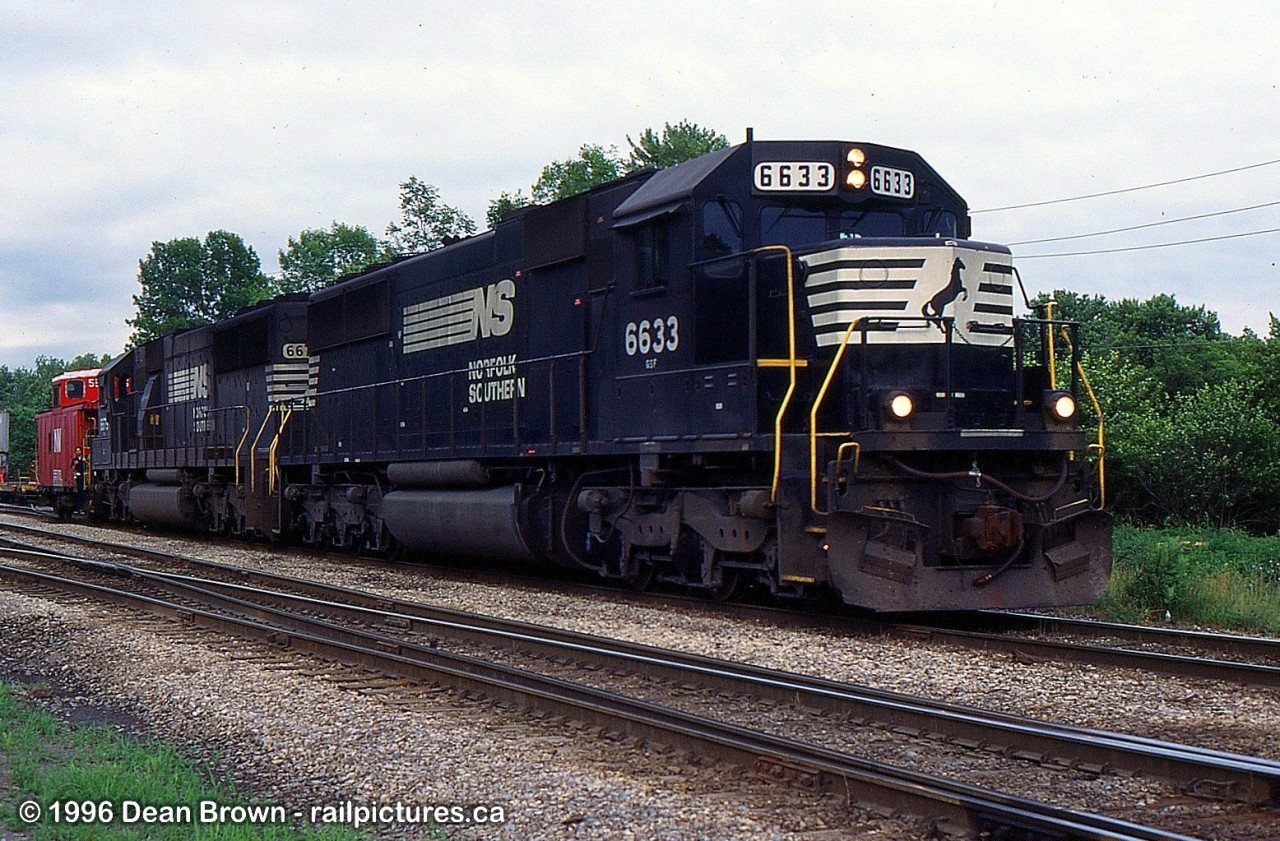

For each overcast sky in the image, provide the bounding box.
[2,1,1277,369]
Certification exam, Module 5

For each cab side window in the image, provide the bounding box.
[635,222,670,290]
[702,200,743,259]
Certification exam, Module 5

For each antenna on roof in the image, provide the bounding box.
[745,127,754,143]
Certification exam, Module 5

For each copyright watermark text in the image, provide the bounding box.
[15,798,507,829]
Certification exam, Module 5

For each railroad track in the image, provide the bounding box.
[2,515,1278,690]
[0,502,55,520]
[0,551,1209,841]
[3,535,1279,837]
[971,609,1280,667]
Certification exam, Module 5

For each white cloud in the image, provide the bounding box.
[0,0,1278,367]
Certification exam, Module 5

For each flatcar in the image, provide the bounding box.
[87,138,1111,611]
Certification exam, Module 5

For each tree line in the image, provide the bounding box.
[129,121,729,346]
[1043,291,1280,534]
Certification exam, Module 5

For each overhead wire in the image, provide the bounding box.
[967,155,1280,213]
[1017,226,1280,259]
[973,154,1280,257]
[1008,200,1280,246]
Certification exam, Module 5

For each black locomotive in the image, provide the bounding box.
[90,138,1111,611]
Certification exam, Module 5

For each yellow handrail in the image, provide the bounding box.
[268,404,294,496]
[752,245,798,502]
[248,409,275,494]
[835,441,861,497]
[233,406,251,487]
[1056,323,1107,509]
[1044,300,1057,388]
[1070,346,1107,509]
[808,317,864,514]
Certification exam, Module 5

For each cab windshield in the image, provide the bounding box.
[759,205,958,249]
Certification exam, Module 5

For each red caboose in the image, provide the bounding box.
[37,369,100,514]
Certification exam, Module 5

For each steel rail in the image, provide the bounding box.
[886,621,1280,690]
[120,562,1280,807]
[1,520,1277,686]
[5,543,1279,808]
[0,559,1200,841]
[973,610,1280,666]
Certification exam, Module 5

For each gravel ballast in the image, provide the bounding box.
[2,517,1278,838]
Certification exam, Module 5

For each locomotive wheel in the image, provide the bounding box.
[708,568,743,602]
[674,531,742,601]
[625,559,657,591]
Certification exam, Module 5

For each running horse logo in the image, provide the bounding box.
[922,258,967,320]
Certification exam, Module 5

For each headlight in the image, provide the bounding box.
[844,146,867,191]
[886,391,914,420]
[1047,391,1077,421]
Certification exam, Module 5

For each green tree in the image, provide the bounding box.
[1041,291,1242,399]
[384,177,477,255]
[486,190,529,229]
[1114,381,1280,531]
[531,144,624,204]
[484,122,729,226]
[278,222,382,294]
[0,364,45,480]
[1237,316,1280,416]
[127,230,273,346]
[0,353,112,478]
[626,120,729,172]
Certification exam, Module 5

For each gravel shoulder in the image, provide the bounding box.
[0,589,919,840]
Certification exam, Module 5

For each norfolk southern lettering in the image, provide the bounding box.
[403,279,515,353]
[467,354,525,404]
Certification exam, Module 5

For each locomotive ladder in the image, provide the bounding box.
[756,242,854,519]
[757,244,800,504]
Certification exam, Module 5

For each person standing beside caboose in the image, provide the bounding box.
[71,446,87,514]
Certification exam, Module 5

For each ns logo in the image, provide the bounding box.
[403,278,517,353]
[471,278,516,339]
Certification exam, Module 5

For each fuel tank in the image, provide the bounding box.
[381,486,537,564]
[127,483,195,529]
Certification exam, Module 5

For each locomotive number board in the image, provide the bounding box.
[753,161,835,192]
[870,165,914,198]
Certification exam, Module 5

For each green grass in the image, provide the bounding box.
[0,682,366,841]
[1095,525,1280,633]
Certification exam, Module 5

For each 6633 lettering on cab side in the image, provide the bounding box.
[624,316,680,358]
